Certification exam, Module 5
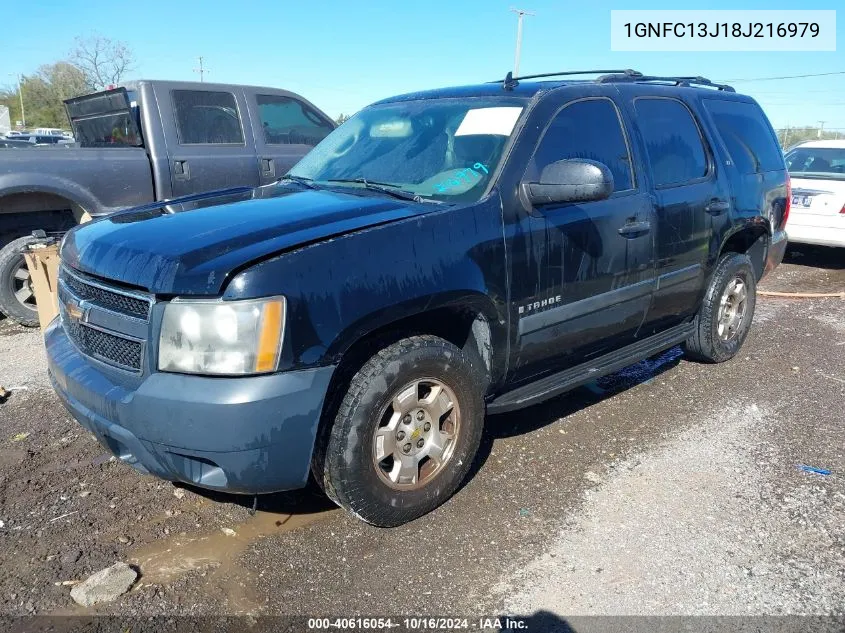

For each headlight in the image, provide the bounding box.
[158,297,285,375]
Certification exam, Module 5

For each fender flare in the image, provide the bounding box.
[0,172,104,216]
[325,290,506,381]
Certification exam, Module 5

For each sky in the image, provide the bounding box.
[2,0,843,130]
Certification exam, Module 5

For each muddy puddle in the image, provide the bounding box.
[130,506,336,612]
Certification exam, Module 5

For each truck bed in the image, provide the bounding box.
[0,146,154,217]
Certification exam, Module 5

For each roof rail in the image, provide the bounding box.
[596,73,735,92]
[496,69,643,90]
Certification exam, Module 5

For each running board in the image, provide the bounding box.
[488,322,694,414]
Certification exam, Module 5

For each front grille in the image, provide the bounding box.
[65,318,143,370]
[59,265,152,373]
[61,268,150,319]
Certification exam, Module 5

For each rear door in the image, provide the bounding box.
[242,88,336,185]
[161,86,260,197]
[625,95,726,335]
[700,97,789,244]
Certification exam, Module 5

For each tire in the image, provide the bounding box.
[683,252,757,363]
[313,335,485,527]
[0,236,40,327]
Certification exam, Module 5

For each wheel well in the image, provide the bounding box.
[0,193,81,246]
[720,227,767,280]
[338,307,493,383]
[314,307,494,462]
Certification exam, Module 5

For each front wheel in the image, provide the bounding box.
[683,252,757,363]
[313,335,485,527]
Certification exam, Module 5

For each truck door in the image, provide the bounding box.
[161,86,260,197]
[623,96,730,336]
[243,88,336,185]
[509,95,656,383]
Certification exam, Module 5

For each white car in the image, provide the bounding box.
[32,127,66,136]
[784,140,845,248]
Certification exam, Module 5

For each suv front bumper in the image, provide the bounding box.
[45,318,335,494]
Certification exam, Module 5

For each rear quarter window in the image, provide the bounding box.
[702,99,784,174]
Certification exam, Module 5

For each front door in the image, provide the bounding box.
[509,96,655,383]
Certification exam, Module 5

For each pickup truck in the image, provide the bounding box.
[47,69,788,527]
[0,79,335,325]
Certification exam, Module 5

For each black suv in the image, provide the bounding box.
[47,70,789,526]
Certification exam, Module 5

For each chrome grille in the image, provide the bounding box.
[60,267,150,319]
[59,266,152,373]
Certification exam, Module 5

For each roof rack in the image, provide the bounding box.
[596,73,735,92]
[495,69,735,92]
[497,69,642,90]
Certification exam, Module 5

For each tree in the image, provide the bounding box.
[335,113,350,125]
[27,63,89,127]
[777,126,842,150]
[0,86,23,127]
[0,63,88,129]
[70,34,134,91]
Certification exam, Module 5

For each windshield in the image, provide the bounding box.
[289,98,525,203]
[785,147,845,179]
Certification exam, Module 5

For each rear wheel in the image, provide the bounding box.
[683,252,756,363]
[0,236,40,327]
[313,335,485,526]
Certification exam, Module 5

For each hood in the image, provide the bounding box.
[62,185,431,295]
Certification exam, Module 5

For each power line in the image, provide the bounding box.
[721,71,845,83]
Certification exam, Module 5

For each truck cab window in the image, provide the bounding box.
[531,98,634,192]
[172,90,244,145]
[257,94,334,146]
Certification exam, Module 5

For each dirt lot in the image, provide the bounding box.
[0,244,843,619]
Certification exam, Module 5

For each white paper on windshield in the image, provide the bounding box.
[455,107,522,137]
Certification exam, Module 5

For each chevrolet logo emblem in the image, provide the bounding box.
[63,296,85,322]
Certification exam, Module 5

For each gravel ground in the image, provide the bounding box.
[0,244,842,620]
[502,403,845,615]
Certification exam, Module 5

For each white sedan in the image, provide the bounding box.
[784,140,845,248]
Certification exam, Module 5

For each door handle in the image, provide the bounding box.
[173,160,190,180]
[705,198,730,215]
[260,157,275,177]
[618,220,651,237]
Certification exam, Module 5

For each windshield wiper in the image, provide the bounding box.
[325,178,425,203]
[279,174,318,189]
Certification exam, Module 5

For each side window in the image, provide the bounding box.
[635,98,708,187]
[257,94,334,146]
[172,90,244,145]
[703,99,784,174]
[532,98,634,191]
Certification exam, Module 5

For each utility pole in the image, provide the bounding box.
[8,74,25,127]
[817,120,825,138]
[510,7,535,78]
[193,56,209,83]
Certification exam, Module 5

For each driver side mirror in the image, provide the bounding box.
[523,159,614,206]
